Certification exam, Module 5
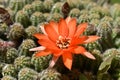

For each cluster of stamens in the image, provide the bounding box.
[56,36,71,49]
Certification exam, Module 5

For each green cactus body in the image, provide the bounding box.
[31,53,51,72]
[69,8,80,18]
[18,67,38,80]
[24,0,33,4]
[5,48,18,64]
[96,22,114,51]
[90,19,100,27]
[49,13,63,22]
[25,26,38,39]
[31,0,43,12]
[43,0,54,13]
[14,56,31,71]
[89,13,100,20]
[0,63,6,77]
[2,64,17,77]
[51,2,63,14]
[30,12,45,26]
[86,2,97,10]
[15,10,31,28]
[110,4,120,19]
[9,0,25,13]
[38,68,61,80]
[18,39,36,56]
[8,23,25,40]
[23,4,34,17]
[78,14,90,23]
[113,17,120,27]
[1,76,17,80]
[0,23,8,38]
[112,69,120,80]
[43,13,51,22]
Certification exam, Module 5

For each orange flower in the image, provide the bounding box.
[30,17,100,70]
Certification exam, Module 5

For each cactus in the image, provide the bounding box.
[43,13,51,22]
[8,0,25,13]
[0,63,6,77]
[43,0,54,13]
[51,2,63,14]
[38,68,62,80]
[90,19,100,27]
[18,39,36,56]
[69,8,80,18]
[25,26,38,39]
[1,76,17,80]
[78,14,90,23]
[2,64,17,77]
[31,53,51,72]
[96,21,114,51]
[112,69,120,80]
[5,47,18,64]
[0,23,8,39]
[24,0,33,4]
[113,17,120,27]
[8,23,25,41]
[22,4,34,17]
[49,13,63,22]
[86,2,97,10]
[30,12,45,26]
[14,56,32,71]
[89,13,100,20]
[15,10,31,28]
[31,0,44,12]
[18,67,38,80]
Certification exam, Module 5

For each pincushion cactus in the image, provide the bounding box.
[0,63,5,77]
[2,64,17,77]
[15,10,31,28]
[5,47,18,64]
[0,23,8,39]
[14,56,31,71]
[30,12,45,26]
[38,68,62,80]
[8,23,25,41]
[1,76,17,80]
[69,8,80,18]
[49,13,63,22]
[31,53,51,72]
[18,67,38,80]
[78,14,90,23]
[18,39,36,56]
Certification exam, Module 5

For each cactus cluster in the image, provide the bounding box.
[0,0,120,80]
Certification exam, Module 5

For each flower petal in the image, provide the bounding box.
[68,18,77,38]
[74,23,88,37]
[62,52,73,70]
[34,33,49,40]
[44,24,58,42]
[65,16,71,24]
[59,18,69,37]
[49,56,59,68]
[73,46,86,54]
[84,36,100,43]
[29,46,46,51]
[49,21,59,34]
[39,26,47,35]
[35,50,51,57]
[83,52,95,60]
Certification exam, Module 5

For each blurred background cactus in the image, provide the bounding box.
[0,0,120,80]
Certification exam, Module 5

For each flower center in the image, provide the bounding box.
[56,36,71,49]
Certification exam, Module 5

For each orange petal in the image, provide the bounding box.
[62,52,73,70]
[84,36,100,43]
[49,56,59,68]
[29,46,46,51]
[49,21,59,34]
[65,16,71,24]
[68,18,77,38]
[39,25,47,35]
[74,23,88,37]
[34,33,47,40]
[83,52,95,60]
[38,39,60,52]
[70,36,88,46]
[35,50,51,57]
[44,24,58,42]
[73,46,86,54]
[58,18,69,37]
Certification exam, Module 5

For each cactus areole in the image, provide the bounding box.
[30,17,100,70]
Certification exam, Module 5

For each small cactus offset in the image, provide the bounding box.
[7,23,25,41]
[5,47,18,64]
[0,23,8,37]
[30,12,45,26]
[18,39,36,56]
[69,8,80,18]
[31,53,51,72]
[1,76,17,80]
[2,64,17,78]
[31,0,44,12]
[25,26,38,39]
[96,21,114,51]
[38,68,62,80]
[18,67,38,80]
[15,10,31,28]
[14,56,32,71]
